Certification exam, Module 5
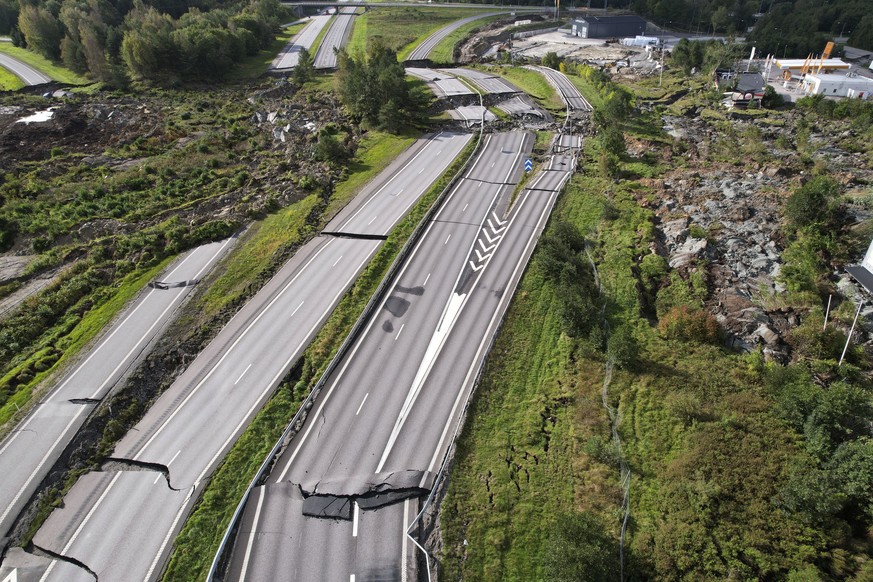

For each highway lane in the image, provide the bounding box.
[227,131,551,581]
[405,67,474,97]
[271,14,333,70]
[0,53,50,85]
[405,12,508,62]
[526,64,593,111]
[496,94,548,120]
[313,7,356,69]
[442,67,520,94]
[0,239,234,543]
[5,132,472,582]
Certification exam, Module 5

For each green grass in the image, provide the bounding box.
[489,65,564,112]
[0,258,173,433]
[227,25,305,80]
[325,130,417,219]
[0,44,89,85]
[0,64,24,91]
[198,194,320,315]
[162,134,479,582]
[345,7,498,58]
[426,14,505,64]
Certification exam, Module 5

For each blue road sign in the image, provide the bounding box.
[524,158,533,172]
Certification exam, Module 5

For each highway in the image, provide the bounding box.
[0,239,234,544]
[496,94,548,120]
[314,7,356,69]
[405,12,508,62]
[527,64,593,111]
[224,132,577,581]
[442,67,519,94]
[405,67,474,97]
[271,14,333,70]
[0,132,472,582]
[0,53,50,85]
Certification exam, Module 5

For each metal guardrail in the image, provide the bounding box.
[206,127,485,581]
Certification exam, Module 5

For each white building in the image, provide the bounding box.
[801,72,873,100]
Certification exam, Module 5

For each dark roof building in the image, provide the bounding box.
[571,15,647,39]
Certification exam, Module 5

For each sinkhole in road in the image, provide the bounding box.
[101,458,179,490]
[296,470,434,520]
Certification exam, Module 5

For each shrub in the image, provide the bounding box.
[607,324,638,370]
[657,305,722,344]
[785,176,841,233]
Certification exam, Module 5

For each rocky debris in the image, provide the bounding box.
[641,109,873,358]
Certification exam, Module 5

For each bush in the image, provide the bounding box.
[785,176,841,233]
[658,305,722,344]
[607,324,638,370]
[544,512,620,581]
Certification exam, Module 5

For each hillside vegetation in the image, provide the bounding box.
[440,58,873,581]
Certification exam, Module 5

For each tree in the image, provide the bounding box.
[293,47,314,85]
[336,42,421,133]
[18,5,63,60]
[120,3,177,78]
[542,50,561,70]
[544,512,620,581]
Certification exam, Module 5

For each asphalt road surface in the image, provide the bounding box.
[226,132,577,581]
[0,239,234,543]
[405,12,508,62]
[526,64,593,111]
[442,67,519,94]
[0,132,472,582]
[271,14,333,70]
[496,94,548,120]
[314,7,356,69]
[405,67,474,97]
[0,53,50,85]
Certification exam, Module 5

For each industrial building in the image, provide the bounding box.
[773,57,850,78]
[801,72,873,99]
[571,15,647,39]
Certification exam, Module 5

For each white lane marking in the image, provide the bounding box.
[234,364,253,385]
[0,238,233,530]
[401,500,410,582]
[352,502,360,537]
[291,300,305,317]
[350,576,356,582]
[462,203,468,212]
[469,261,483,272]
[355,393,369,416]
[423,273,431,287]
[376,291,466,473]
[336,132,456,231]
[490,162,495,167]
[427,175,560,475]
[153,449,182,484]
[376,133,529,473]
[333,255,343,267]
[39,472,123,582]
[418,168,423,174]
[444,234,451,245]
[239,486,266,581]
[2,568,17,582]
[395,324,405,342]
[478,239,496,253]
[276,134,500,481]
[368,215,378,226]
[132,241,335,462]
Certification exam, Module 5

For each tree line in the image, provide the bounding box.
[4,0,285,84]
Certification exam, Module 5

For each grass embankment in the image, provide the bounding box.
[0,44,89,85]
[426,14,506,64]
[490,65,564,112]
[0,258,172,432]
[442,66,873,582]
[326,130,417,219]
[345,6,495,58]
[0,65,24,91]
[162,135,479,582]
